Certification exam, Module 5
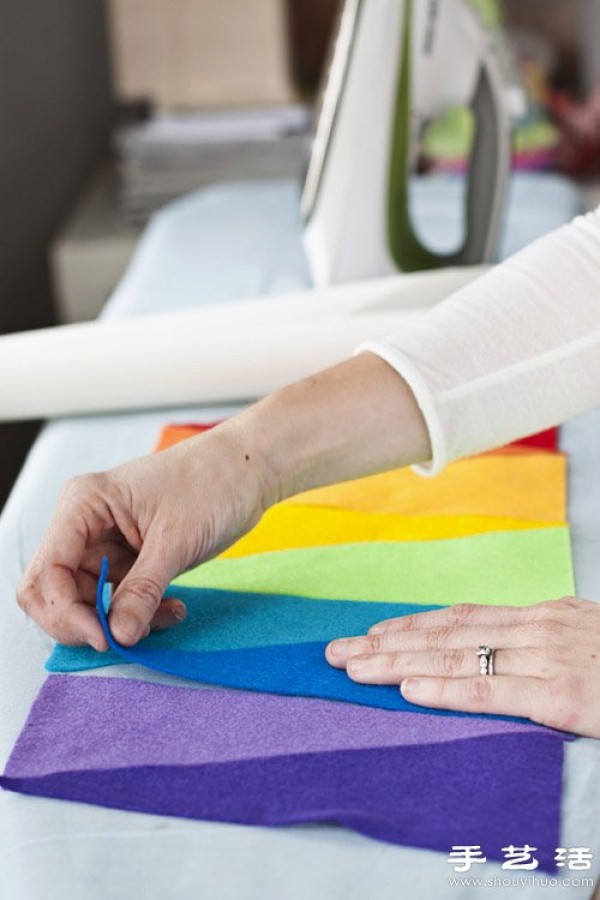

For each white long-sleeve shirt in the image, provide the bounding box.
[359,206,600,475]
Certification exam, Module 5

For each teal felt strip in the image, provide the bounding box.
[46,588,442,673]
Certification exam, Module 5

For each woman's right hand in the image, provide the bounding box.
[17,354,430,652]
[17,420,274,651]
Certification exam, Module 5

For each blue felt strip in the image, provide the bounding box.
[89,559,527,722]
[46,574,442,673]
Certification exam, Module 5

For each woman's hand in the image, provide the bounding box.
[17,421,274,652]
[16,355,430,652]
[326,597,600,737]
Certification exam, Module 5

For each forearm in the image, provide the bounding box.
[205,207,600,513]
[226,352,431,507]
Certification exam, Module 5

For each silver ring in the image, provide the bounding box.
[476,645,495,676]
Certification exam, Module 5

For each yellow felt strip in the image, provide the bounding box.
[285,452,566,522]
[222,504,559,559]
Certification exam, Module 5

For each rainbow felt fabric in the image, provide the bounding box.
[46,527,575,693]
[11,423,574,863]
[46,444,574,725]
[47,443,574,706]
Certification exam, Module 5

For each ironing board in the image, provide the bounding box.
[1,176,599,900]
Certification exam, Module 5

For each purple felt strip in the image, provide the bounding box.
[2,675,555,777]
[1,735,564,871]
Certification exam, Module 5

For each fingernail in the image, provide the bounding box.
[173,606,186,622]
[88,638,104,653]
[401,678,421,698]
[114,612,141,641]
[347,655,372,675]
[328,639,352,659]
[369,624,385,635]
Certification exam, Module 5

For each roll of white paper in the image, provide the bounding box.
[0,267,485,421]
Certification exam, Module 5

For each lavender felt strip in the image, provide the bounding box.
[0,675,567,871]
[0,678,563,869]
[2,675,550,776]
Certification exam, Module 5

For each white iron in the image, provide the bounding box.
[302,0,514,285]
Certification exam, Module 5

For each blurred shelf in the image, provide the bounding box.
[583,181,600,211]
[51,167,142,323]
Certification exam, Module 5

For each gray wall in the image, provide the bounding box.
[0,0,113,507]
[582,0,600,91]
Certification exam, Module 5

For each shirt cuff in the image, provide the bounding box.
[355,340,448,477]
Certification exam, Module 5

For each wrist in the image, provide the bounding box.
[205,413,285,515]
[227,353,431,510]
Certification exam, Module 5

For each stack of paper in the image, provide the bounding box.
[116,105,312,220]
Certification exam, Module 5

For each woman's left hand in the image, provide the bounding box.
[325,597,600,737]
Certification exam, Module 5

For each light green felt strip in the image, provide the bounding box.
[174,528,574,606]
